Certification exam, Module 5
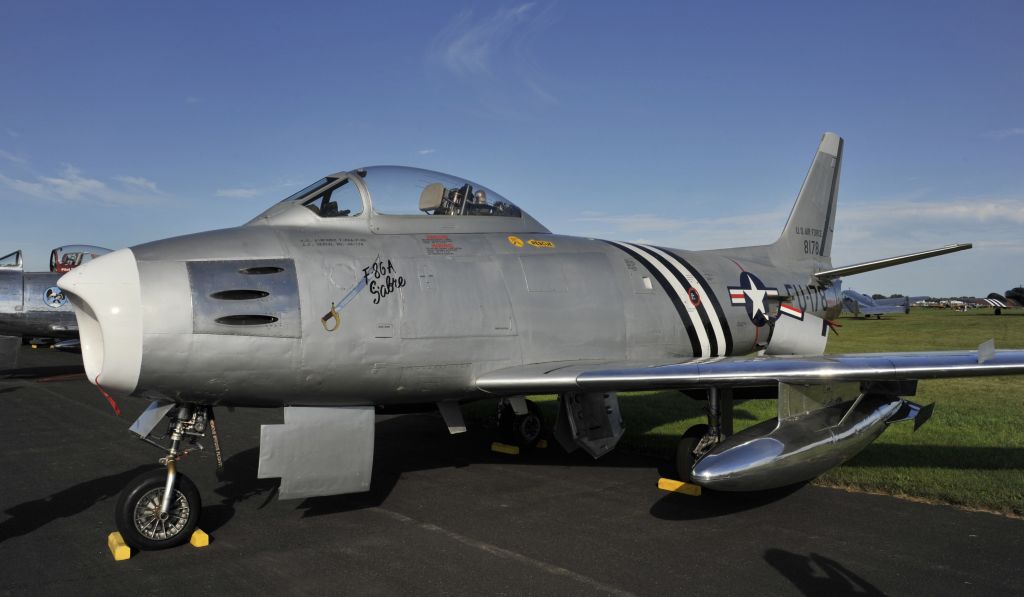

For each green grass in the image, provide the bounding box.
[817,309,1024,515]
[477,309,1024,516]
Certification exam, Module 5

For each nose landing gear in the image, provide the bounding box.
[115,467,200,550]
[116,404,214,550]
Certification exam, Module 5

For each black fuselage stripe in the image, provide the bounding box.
[655,246,734,356]
[642,249,719,356]
[602,240,702,357]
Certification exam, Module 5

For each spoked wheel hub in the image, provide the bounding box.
[115,468,201,550]
[132,486,192,542]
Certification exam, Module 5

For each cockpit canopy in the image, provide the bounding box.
[250,166,546,234]
[0,250,22,269]
[49,245,111,273]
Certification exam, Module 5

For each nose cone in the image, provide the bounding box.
[58,248,143,394]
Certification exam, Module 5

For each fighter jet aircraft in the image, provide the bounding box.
[57,133,1024,551]
[0,245,110,368]
[841,290,915,318]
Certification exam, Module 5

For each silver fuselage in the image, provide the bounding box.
[0,270,77,338]
[68,220,841,407]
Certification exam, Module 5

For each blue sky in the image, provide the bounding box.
[1,1,1021,296]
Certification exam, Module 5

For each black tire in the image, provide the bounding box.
[115,468,201,550]
[675,424,710,482]
[498,400,544,448]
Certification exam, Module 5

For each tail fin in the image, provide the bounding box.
[772,132,843,265]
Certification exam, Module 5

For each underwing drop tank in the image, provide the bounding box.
[691,382,930,491]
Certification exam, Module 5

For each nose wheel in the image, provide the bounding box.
[115,469,201,550]
[115,403,220,550]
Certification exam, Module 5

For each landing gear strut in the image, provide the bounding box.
[498,398,544,448]
[115,404,212,550]
[675,388,733,481]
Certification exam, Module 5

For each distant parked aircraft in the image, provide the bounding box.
[970,293,1021,315]
[0,245,110,368]
[841,290,915,318]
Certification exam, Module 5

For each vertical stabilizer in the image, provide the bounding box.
[773,133,843,265]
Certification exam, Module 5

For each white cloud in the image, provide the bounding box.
[115,175,160,193]
[986,127,1024,139]
[0,174,45,197]
[40,167,109,200]
[428,3,558,114]
[417,148,436,155]
[0,149,27,165]
[0,165,163,205]
[571,210,786,249]
[561,194,1024,295]
[571,196,1024,254]
[6,129,19,139]
[216,187,261,199]
[841,198,1024,225]
[434,4,535,77]
[185,96,202,104]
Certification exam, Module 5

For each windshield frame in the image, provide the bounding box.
[278,177,337,204]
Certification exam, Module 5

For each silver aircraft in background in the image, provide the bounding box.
[0,245,110,368]
[57,133,1024,550]
[841,290,917,318]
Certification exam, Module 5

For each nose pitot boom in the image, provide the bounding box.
[58,248,143,394]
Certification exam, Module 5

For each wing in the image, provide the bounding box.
[476,345,1024,394]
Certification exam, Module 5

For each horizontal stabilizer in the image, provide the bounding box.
[813,243,971,282]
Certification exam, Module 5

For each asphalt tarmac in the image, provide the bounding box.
[1,346,1022,596]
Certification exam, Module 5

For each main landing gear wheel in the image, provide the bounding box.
[115,469,201,550]
[499,399,544,448]
[675,424,710,482]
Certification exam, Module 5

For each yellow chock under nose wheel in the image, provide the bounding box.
[107,529,211,560]
[107,532,131,561]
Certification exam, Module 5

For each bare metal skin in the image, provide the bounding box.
[53,134,1024,549]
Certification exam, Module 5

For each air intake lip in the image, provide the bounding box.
[239,266,284,275]
[215,314,279,326]
[210,289,271,300]
[56,248,143,394]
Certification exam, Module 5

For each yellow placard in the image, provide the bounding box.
[507,235,524,248]
[527,239,555,248]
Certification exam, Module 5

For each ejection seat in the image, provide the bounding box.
[419,182,446,214]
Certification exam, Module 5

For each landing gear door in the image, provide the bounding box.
[554,392,625,459]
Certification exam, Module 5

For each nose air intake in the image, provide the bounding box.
[57,248,143,394]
